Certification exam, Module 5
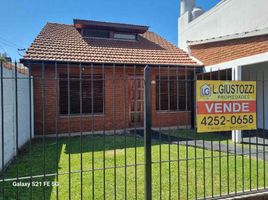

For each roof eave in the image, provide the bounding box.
[20,58,203,68]
[188,27,268,46]
[73,19,149,34]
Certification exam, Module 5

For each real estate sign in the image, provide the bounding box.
[196,80,257,133]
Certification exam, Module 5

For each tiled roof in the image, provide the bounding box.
[190,34,268,66]
[22,23,200,66]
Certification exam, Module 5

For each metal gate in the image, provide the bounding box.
[0,61,267,200]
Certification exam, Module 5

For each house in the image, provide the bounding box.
[178,0,268,142]
[21,19,201,135]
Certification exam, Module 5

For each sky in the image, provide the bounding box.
[0,0,220,61]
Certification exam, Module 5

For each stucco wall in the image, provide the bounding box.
[178,0,268,51]
[242,62,268,130]
[0,66,34,170]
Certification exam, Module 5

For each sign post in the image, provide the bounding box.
[196,81,257,133]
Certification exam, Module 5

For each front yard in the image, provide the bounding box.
[1,132,267,200]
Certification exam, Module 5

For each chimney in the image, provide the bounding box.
[180,0,196,16]
[178,0,204,50]
[192,7,205,20]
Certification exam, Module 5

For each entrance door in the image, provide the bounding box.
[129,76,144,127]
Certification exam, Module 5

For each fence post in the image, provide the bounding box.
[144,65,152,200]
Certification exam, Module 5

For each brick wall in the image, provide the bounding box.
[31,64,193,135]
[190,35,268,66]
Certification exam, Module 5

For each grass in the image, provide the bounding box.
[0,133,268,200]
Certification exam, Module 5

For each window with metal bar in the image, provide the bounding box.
[59,74,104,114]
[156,76,191,111]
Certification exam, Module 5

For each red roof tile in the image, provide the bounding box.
[190,34,268,66]
[23,22,200,66]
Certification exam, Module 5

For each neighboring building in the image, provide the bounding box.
[21,19,201,135]
[178,0,268,51]
[178,0,268,142]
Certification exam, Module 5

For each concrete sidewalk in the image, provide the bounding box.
[175,137,268,161]
[134,129,268,160]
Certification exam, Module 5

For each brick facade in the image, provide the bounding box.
[190,35,268,66]
[31,64,193,135]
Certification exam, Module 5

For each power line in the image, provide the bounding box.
[0,36,26,59]
[0,44,9,57]
[0,44,6,53]
[17,48,26,57]
[0,40,25,57]
[0,36,19,48]
[0,40,17,49]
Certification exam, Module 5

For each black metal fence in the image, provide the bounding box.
[0,61,267,200]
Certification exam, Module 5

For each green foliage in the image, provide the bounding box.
[0,53,8,62]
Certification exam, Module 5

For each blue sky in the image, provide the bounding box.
[0,0,220,61]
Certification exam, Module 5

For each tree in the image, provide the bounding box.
[0,53,7,61]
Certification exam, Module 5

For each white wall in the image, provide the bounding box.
[242,63,268,130]
[178,0,268,51]
[0,66,34,171]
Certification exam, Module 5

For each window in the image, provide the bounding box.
[83,29,110,38]
[82,29,138,41]
[156,76,191,111]
[59,74,104,115]
[113,33,137,40]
